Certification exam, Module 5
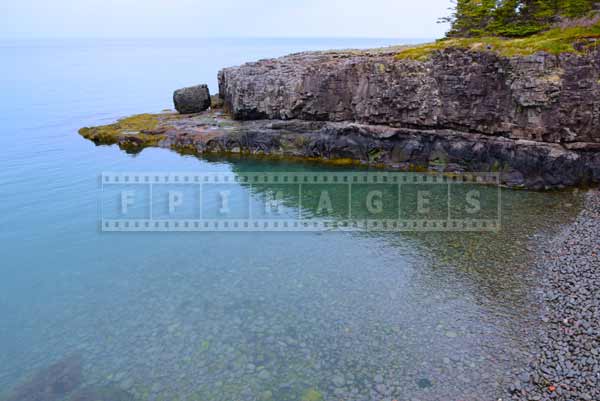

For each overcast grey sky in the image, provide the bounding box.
[1,0,452,39]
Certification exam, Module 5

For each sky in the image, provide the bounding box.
[0,0,452,39]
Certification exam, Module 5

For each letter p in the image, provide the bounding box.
[169,191,183,214]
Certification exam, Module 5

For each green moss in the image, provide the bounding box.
[396,23,600,60]
[78,113,165,147]
[86,113,160,137]
[300,388,323,401]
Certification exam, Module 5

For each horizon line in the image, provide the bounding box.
[0,36,438,41]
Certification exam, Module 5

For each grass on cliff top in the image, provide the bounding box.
[396,23,600,61]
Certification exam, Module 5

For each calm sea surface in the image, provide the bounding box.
[0,38,583,401]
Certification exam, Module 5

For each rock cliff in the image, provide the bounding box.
[219,48,600,146]
[215,46,600,188]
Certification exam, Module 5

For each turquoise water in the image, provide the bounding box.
[0,38,582,401]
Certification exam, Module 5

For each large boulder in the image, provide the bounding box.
[173,84,211,114]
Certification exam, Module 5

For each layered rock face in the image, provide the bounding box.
[219,48,600,146]
[216,47,600,188]
[79,110,600,189]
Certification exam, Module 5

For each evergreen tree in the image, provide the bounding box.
[489,0,521,35]
[560,0,594,17]
[447,0,497,36]
[445,0,596,37]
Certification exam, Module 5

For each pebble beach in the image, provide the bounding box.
[513,191,600,400]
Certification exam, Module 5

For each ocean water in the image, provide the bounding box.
[0,38,583,401]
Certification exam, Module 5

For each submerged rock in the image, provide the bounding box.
[173,84,211,114]
[6,354,82,401]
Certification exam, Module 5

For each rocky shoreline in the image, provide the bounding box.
[80,46,600,189]
[512,190,600,400]
[79,107,600,190]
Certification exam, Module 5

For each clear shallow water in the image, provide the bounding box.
[0,38,583,401]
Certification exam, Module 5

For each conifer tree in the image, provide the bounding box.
[447,0,497,36]
[561,0,594,17]
[445,0,596,37]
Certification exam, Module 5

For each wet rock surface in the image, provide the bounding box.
[512,191,600,400]
[80,110,600,189]
[173,84,211,114]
